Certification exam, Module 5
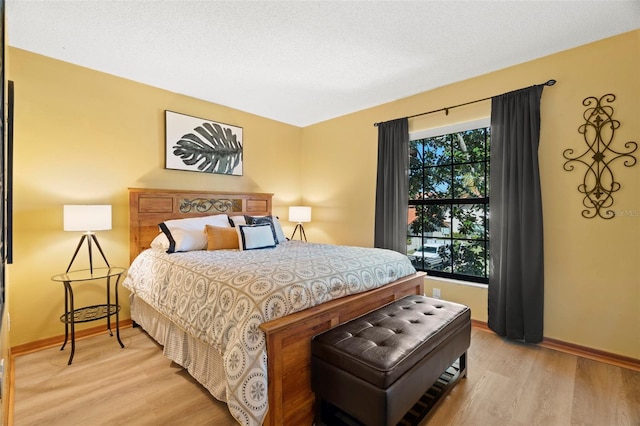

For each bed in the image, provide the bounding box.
[125,187,426,425]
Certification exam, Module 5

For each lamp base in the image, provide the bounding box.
[291,223,307,242]
[67,232,110,274]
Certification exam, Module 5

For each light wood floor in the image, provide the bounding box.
[12,326,640,426]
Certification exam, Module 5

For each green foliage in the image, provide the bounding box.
[450,241,488,277]
[408,127,490,280]
[173,122,243,174]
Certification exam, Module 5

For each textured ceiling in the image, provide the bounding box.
[6,1,640,127]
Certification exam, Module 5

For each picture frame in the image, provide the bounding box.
[165,110,243,176]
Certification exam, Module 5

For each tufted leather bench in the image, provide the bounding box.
[311,294,471,426]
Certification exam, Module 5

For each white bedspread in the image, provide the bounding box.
[123,240,415,425]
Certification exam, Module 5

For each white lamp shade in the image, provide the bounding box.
[289,206,311,223]
[64,205,112,231]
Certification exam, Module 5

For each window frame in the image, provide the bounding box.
[408,118,490,285]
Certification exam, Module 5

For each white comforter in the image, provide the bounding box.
[123,240,415,425]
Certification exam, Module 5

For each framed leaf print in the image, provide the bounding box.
[165,110,243,176]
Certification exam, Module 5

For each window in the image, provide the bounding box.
[407,120,490,284]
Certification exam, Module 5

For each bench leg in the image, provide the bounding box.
[314,397,323,426]
[459,351,467,378]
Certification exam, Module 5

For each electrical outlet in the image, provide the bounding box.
[432,288,441,299]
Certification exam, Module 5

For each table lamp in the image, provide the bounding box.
[289,206,311,241]
[64,205,112,274]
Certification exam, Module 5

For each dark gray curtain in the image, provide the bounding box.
[488,85,545,343]
[374,118,409,253]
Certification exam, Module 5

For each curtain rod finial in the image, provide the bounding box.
[546,79,556,86]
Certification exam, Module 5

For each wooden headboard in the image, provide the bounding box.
[129,188,273,262]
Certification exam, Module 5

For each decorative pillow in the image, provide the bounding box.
[229,215,247,227]
[244,215,287,243]
[159,214,230,253]
[271,217,287,243]
[205,225,240,250]
[236,224,277,251]
[246,216,279,243]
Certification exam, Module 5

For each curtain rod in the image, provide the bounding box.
[373,79,556,127]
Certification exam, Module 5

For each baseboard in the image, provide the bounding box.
[10,319,133,357]
[472,320,640,372]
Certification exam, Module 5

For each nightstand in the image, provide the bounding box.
[51,267,126,365]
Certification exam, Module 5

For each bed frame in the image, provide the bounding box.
[128,187,426,425]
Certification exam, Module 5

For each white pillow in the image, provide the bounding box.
[236,215,286,243]
[271,217,287,243]
[159,214,230,253]
[229,215,247,226]
[150,233,170,250]
[236,224,277,251]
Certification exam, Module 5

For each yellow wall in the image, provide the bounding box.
[7,30,639,359]
[302,30,640,359]
[7,48,303,346]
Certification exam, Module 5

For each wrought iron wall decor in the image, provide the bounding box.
[179,198,242,214]
[563,94,637,219]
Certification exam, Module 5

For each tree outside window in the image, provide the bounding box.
[407,126,490,284]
